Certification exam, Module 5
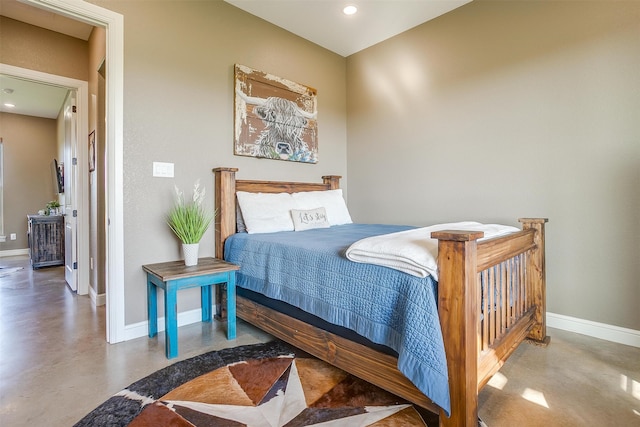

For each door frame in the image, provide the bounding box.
[0,64,89,296]
[26,0,125,343]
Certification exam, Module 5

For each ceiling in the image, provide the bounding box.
[224,0,471,57]
[0,0,471,119]
[0,74,70,119]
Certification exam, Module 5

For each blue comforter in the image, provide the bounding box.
[224,223,450,414]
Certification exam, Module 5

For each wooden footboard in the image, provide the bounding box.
[213,167,548,427]
[433,218,548,426]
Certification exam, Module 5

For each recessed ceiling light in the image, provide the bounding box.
[4,103,15,108]
[343,5,357,15]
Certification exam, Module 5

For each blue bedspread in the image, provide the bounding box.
[224,223,450,414]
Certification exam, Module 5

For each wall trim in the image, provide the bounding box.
[89,285,106,306]
[0,248,30,257]
[124,307,209,341]
[547,312,640,348]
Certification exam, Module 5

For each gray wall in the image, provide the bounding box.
[347,1,640,330]
[92,0,348,324]
[0,113,58,250]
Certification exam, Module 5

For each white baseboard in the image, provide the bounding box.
[124,307,210,341]
[547,312,640,348]
[89,285,106,306]
[0,248,29,257]
[122,308,640,349]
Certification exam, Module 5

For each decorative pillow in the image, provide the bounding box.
[235,203,247,233]
[235,191,296,234]
[291,207,331,231]
[291,189,352,225]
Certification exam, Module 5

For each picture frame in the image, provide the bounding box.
[88,130,96,172]
[234,64,318,163]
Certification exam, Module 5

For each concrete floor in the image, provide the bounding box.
[0,255,638,426]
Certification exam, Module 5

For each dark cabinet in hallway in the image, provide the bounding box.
[27,215,64,269]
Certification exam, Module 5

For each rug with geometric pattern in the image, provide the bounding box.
[73,340,438,426]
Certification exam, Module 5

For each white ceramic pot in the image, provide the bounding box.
[182,243,199,266]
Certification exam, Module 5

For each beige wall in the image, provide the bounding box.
[0,16,89,81]
[88,26,107,296]
[0,17,89,254]
[347,1,640,330]
[91,0,348,324]
[0,113,58,250]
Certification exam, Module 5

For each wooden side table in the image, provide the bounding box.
[142,257,240,359]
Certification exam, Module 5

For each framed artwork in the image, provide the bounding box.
[234,64,318,163]
[88,130,96,172]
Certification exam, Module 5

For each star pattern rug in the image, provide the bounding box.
[74,341,437,426]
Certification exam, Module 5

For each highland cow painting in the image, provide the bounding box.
[234,64,318,163]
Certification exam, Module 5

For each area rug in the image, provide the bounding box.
[74,340,438,426]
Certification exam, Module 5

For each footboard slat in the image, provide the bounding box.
[506,259,513,329]
[481,270,489,350]
[489,267,496,344]
[500,264,505,333]
[479,254,530,350]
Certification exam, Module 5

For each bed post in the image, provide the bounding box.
[322,175,341,190]
[431,230,484,427]
[213,167,238,259]
[212,167,238,319]
[519,218,550,345]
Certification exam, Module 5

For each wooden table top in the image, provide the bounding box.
[142,257,239,281]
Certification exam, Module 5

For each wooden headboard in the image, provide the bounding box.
[212,167,342,258]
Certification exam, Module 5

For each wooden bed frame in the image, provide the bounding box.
[213,167,549,427]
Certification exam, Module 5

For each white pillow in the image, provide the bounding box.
[291,207,331,231]
[292,189,352,225]
[236,191,296,234]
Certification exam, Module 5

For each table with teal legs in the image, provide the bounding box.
[143,257,239,359]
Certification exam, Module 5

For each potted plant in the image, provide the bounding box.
[167,180,213,266]
[46,200,61,215]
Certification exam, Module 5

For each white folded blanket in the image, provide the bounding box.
[345,221,520,280]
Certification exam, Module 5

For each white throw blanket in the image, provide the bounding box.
[345,221,520,280]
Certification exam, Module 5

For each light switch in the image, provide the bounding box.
[153,162,174,178]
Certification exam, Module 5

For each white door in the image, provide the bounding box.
[63,90,78,291]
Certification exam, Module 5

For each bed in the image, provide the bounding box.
[213,167,549,427]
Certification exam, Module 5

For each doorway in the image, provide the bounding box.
[0,65,89,296]
[4,0,124,344]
